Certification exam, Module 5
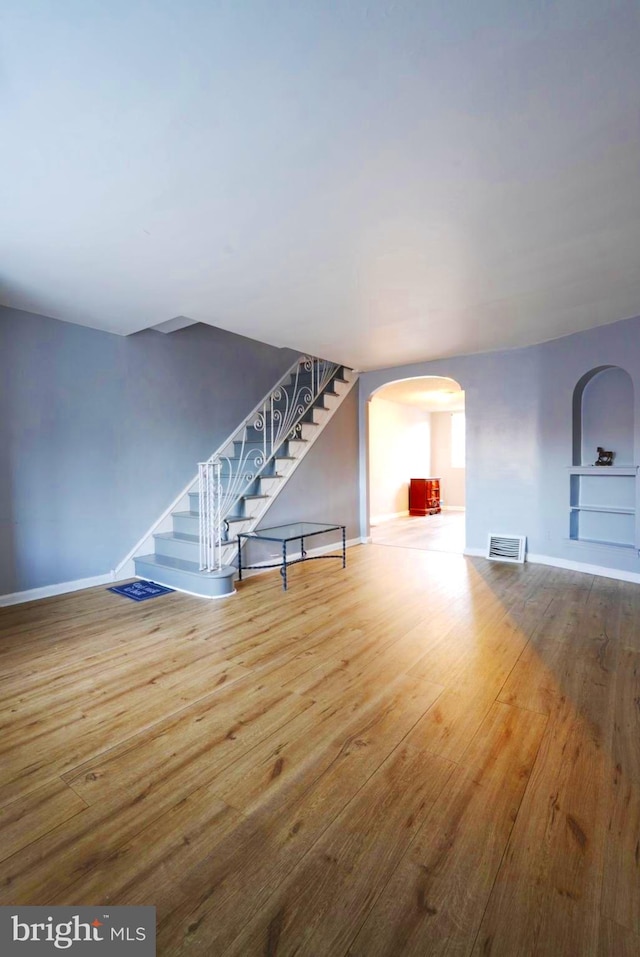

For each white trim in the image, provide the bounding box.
[567,466,637,476]
[526,552,640,583]
[442,505,465,511]
[463,546,640,584]
[0,572,116,607]
[370,510,409,524]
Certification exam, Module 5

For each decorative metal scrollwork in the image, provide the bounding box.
[199,355,340,571]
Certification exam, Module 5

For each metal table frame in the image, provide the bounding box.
[237,522,347,590]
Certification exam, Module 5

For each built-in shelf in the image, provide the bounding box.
[569,365,637,552]
[568,464,637,549]
[567,466,638,476]
[567,537,637,551]
[570,505,635,514]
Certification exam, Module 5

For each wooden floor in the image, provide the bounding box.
[371,511,465,554]
[0,544,639,956]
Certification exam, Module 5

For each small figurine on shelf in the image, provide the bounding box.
[595,447,614,466]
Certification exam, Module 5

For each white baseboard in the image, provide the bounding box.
[0,572,117,608]
[463,547,640,584]
[526,552,640,584]
[0,538,368,607]
[370,510,409,524]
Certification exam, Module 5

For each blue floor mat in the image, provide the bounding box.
[108,580,175,601]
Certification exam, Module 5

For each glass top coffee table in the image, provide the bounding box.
[237,522,346,590]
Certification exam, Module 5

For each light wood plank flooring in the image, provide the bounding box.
[371,511,465,553]
[0,544,638,955]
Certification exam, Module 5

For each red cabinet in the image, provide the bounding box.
[409,478,441,516]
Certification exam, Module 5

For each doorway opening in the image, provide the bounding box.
[368,376,465,554]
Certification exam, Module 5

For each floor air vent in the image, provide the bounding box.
[487,534,526,564]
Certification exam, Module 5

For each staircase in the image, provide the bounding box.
[130,358,358,598]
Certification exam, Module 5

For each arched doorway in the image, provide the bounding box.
[367,376,465,553]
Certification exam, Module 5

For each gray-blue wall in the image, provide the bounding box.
[360,313,640,577]
[0,306,314,594]
[262,383,359,534]
[6,300,640,595]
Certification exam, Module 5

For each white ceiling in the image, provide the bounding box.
[2,2,640,371]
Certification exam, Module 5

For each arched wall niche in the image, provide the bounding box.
[572,365,634,467]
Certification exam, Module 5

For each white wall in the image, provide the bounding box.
[369,396,431,522]
[430,412,466,507]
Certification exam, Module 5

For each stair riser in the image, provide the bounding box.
[298,422,318,441]
[321,393,340,411]
[287,440,308,456]
[274,458,295,476]
[201,458,281,480]
[224,518,254,539]
[134,558,235,598]
[244,417,317,442]
[173,513,200,537]
[287,368,344,385]
[154,535,200,563]
[233,440,291,459]
[186,491,272,516]
[256,476,283,495]
[311,407,330,426]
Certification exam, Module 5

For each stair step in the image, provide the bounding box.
[233,437,309,449]
[187,481,280,508]
[225,516,254,530]
[154,531,200,562]
[174,505,263,534]
[172,511,200,536]
[134,555,235,598]
[136,362,356,596]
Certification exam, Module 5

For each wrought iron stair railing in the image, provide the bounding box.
[198,356,341,572]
